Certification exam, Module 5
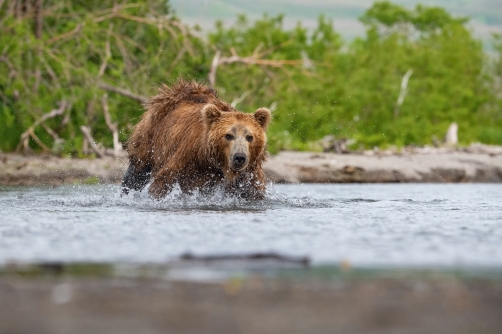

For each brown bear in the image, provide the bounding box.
[122,79,271,199]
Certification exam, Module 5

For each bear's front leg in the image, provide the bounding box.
[121,162,152,195]
[247,169,267,200]
[230,169,266,200]
[148,168,177,199]
[178,171,216,195]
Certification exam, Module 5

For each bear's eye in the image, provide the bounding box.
[225,134,234,141]
[246,135,254,142]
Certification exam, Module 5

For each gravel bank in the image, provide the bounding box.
[265,150,502,183]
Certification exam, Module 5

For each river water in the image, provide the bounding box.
[0,184,501,268]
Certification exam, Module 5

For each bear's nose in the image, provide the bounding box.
[233,153,247,167]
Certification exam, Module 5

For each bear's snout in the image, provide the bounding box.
[232,153,247,170]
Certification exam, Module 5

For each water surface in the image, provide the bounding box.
[0,184,500,268]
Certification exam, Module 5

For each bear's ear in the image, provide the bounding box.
[254,108,271,130]
[201,104,221,125]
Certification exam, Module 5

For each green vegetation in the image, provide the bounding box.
[0,0,501,155]
[171,0,502,42]
[80,176,100,185]
[0,0,208,153]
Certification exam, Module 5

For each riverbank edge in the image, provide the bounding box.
[1,262,501,334]
[1,147,502,186]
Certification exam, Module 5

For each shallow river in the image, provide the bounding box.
[0,184,501,268]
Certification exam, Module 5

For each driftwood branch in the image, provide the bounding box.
[208,48,303,86]
[16,101,69,153]
[97,82,146,103]
[80,126,105,158]
[180,252,310,267]
[394,69,413,118]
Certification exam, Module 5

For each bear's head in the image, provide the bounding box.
[202,104,271,180]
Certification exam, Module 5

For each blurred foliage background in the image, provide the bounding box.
[0,0,501,155]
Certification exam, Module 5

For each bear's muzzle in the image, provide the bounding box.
[232,153,247,171]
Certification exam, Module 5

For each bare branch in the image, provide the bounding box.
[85,98,96,121]
[17,128,50,154]
[208,50,221,86]
[89,3,142,20]
[221,56,302,67]
[44,48,72,80]
[394,69,413,118]
[92,10,201,57]
[101,94,122,158]
[41,123,60,142]
[47,23,83,44]
[28,128,50,152]
[166,45,187,74]
[16,101,69,153]
[107,29,133,74]
[33,0,43,92]
[40,56,60,88]
[252,42,264,57]
[0,55,18,78]
[255,40,294,58]
[82,137,89,154]
[98,23,113,77]
[14,0,23,19]
[82,99,95,153]
[105,27,146,53]
[34,101,68,127]
[58,111,71,130]
[34,0,43,39]
[97,83,146,103]
[208,49,303,86]
[231,90,252,108]
[80,126,105,158]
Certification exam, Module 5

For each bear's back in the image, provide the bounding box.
[146,79,234,119]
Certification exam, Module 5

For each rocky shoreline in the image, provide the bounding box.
[0,153,126,186]
[266,149,502,184]
[1,144,502,186]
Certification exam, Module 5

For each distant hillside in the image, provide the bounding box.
[170,0,502,42]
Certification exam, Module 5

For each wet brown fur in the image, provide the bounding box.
[126,79,270,199]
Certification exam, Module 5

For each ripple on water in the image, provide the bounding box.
[0,183,501,267]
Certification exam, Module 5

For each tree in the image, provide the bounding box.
[0,0,207,154]
[1,1,501,155]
